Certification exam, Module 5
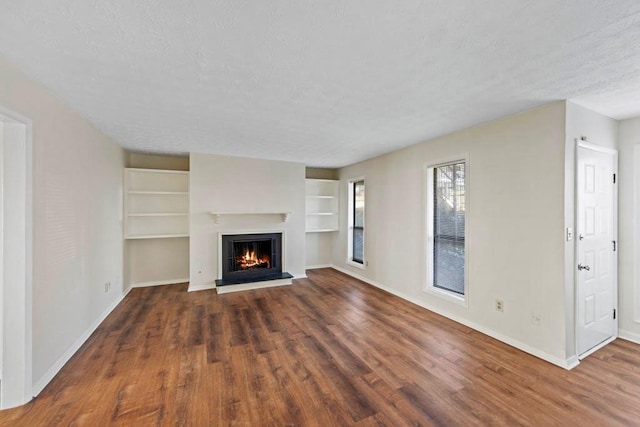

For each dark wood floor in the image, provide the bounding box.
[1,268,639,426]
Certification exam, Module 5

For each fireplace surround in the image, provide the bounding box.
[216,232,292,286]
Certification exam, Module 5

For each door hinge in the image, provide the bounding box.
[613,240,616,252]
[613,173,616,184]
[613,308,616,320]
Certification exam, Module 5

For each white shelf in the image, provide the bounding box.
[305,179,339,232]
[127,213,188,217]
[125,233,189,240]
[128,191,188,195]
[306,228,339,233]
[125,168,189,239]
[210,211,293,224]
[306,178,338,183]
[128,168,189,175]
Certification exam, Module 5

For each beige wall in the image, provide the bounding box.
[305,232,333,268]
[0,57,125,392]
[126,238,189,286]
[618,117,640,343]
[333,102,571,366]
[189,153,306,291]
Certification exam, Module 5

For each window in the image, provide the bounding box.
[426,160,467,299]
[348,179,365,266]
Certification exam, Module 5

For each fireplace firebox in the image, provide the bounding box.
[216,232,292,286]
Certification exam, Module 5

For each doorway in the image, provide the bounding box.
[0,107,33,409]
[576,141,618,358]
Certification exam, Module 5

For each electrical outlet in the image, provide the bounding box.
[531,312,541,325]
[104,281,111,293]
[495,299,504,312]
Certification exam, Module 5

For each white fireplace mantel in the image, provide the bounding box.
[210,211,293,224]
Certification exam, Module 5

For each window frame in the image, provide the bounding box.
[424,155,469,306]
[347,177,366,269]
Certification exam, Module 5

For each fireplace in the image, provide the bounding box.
[216,232,292,286]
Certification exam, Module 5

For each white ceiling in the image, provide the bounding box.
[1,1,640,167]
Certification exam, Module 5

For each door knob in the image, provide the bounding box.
[578,264,591,271]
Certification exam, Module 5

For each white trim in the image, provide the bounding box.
[423,154,469,306]
[31,287,132,396]
[292,273,307,279]
[188,282,216,293]
[131,278,189,288]
[634,145,640,323]
[331,265,577,370]
[619,329,640,345]
[577,140,618,155]
[305,264,333,270]
[565,355,580,370]
[575,141,618,358]
[346,259,365,270]
[578,335,617,360]
[0,121,3,384]
[0,106,34,409]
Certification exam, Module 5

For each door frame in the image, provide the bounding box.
[575,140,618,359]
[0,105,33,408]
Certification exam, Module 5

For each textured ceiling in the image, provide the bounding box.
[1,1,640,167]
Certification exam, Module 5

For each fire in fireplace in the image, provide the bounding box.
[235,241,271,270]
[217,232,291,286]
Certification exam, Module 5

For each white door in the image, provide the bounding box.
[576,143,617,357]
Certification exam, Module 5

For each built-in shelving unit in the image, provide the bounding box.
[124,168,189,239]
[305,179,339,232]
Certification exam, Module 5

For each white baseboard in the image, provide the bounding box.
[565,355,580,369]
[292,273,307,279]
[619,329,640,345]
[305,264,332,270]
[32,287,132,396]
[131,278,189,288]
[188,282,216,293]
[331,265,576,370]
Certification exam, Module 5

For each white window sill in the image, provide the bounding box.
[346,259,366,270]
[424,285,467,307]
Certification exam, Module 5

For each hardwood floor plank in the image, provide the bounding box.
[1,269,640,426]
[253,296,282,333]
[187,305,205,346]
[228,304,249,347]
[299,335,377,422]
[278,335,355,425]
[241,307,275,354]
